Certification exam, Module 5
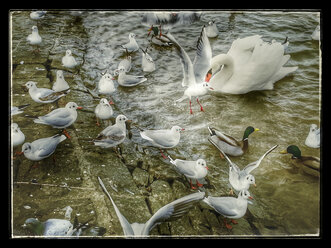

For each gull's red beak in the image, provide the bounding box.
[77,106,83,110]
[248,196,253,200]
[209,87,214,90]
[109,100,114,105]
[206,166,209,170]
[253,183,257,187]
[181,128,185,131]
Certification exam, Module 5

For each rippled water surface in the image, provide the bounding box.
[11,10,321,237]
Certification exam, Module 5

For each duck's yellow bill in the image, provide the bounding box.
[280,150,288,154]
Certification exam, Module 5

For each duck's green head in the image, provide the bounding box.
[23,218,44,235]
[280,145,302,159]
[148,26,159,36]
[243,126,259,140]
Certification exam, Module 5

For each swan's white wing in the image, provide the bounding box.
[243,145,278,175]
[141,192,205,235]
[193,26,212,84]
[98,177,135,236]
[163,33,196,87]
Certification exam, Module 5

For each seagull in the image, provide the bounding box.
[202,189,253,229]
[97,72,116,95]
[21,133,67,162]
[163,26,213,114]
[140,125,184,159]
[52,70,70,92]
[116,66,147,87]
[168,155,209,189]
[142,11,202,33]
[11,123,25,148]
[218,144,278,194]
[26,26,42,53]
[24,81,69,104]
[205,21,219,38]
[141,47,156,72]
[118,55,132,73]
[33,102,83,139]
[23,218,75,236]
[98,176,205,237]
[94,98,113,126]
[93,114,130,148]
[305,124,320,148]
[120,33,139,53]
[62,49,78,68]
[11,104,30,116]
[30,11,47,20]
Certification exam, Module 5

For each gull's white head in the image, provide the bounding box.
[244,174,256,187]
[99,98,111,106]
[11,123,19,132]
[238,189,253,200]
[65,102,82,110]
[65,49,72,56]
[310,124,318,133]
[56,70,64,79]
[21,142,32,154]
[171,126,185,133]
[118,66,126,73]
[25,81,37,89]
[116,114,129,124]
[196,159,208,170]
[129,33,136,39]
[102,73,113,81]
[31,26,38,32]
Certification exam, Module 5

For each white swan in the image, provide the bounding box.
[208,35,298,94]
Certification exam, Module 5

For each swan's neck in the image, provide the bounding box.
[210,54,234,83]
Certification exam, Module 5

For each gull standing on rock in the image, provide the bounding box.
[93,114,130,148]
[141,47,156,72]
[202,189,253,229]
[163,26,213,114]
[11,123,25,148]
[305,124,320,148]
[21,133,67,162]
[116,66,147,87]
[94,98,113,126]
[24,81,69,104]
[52,70,70,92]
[140,125,184,159]
[27,26,42,53]
[98,176,205,237]
[62,49,78,69]
[97,72,116,95]
[168,155,209,189]
[120,33,139,53]
[33,102,83,139]
[219,144,278,194]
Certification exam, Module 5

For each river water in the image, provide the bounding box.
[11,10,321,237]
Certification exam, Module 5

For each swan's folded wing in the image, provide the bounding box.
[243,145,278,174]
[98,177,135,236]
[163,33,196,87]
[193,26,212,83]
[142,192,205,235]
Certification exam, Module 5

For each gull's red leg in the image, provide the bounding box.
[197,98,204,112]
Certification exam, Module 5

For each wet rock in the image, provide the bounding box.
[132,167,150,188]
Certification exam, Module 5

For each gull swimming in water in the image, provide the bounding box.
[141,47,156,72]
[94,98,113,126]
[52,70,70,92]
[118,55,132,73]
[219,144,278,194]
[27,26,42,52]
[304,124,320,148]
[24,81,69,104]
[205,20,219,38]
[21,133,67,162]
[62,49,78,68]
[98,176,205,237]
[202,189,253,229]
[33,102,82,139]
[93,114,130,148]
[140,125,184,159]
[120,33,139,53]
[168,155,209,189]
[163,25,213,114]
[115,66,147,87]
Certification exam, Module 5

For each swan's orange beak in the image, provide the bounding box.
[205,72,212,82]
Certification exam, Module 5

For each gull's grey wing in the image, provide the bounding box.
[193,26,212,83]
[205,196,238,217]
[141,129,177,148]
[243,145,278,175]
[98,177,135,236]
[141,191,205,235]
[33,134,65,158]
[38,108,72,126]
[173,160,197,177]
[119,74,147,87]
[163,33,196,87]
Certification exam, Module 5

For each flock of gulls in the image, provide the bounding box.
[11,10,321,238]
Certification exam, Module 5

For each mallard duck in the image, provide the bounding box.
[208,126,259,157]
[280,145,320,177]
